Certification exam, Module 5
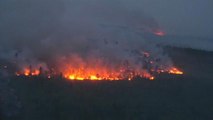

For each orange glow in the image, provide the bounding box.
[15,55,183,81]
[169,67,184,75]
[24,68,31,76]
[60,58,156,81]
[149,76,155,80]
[64,68,124,81]
[31,69,40,76]
[15,65,184,80]
[64,71,153,81]
[16,68,40,77]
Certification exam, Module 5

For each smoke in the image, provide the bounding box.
[0,0,175,75]
[158,35,213,51]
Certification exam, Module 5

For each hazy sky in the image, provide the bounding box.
[123,0,213,38]
[1,0,213,37]
[0,0,213,52]
[0,0,212,74]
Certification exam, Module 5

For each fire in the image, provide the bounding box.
[16,67,40,77]
[149,76,155,80]
[68,75,101,81]
[60,57,156,81]
[16,65,155,80]
[65,72,152,81]
[24,68,30,76]
[64,68,131,81]
[15,65,183,80]
[14,53,183,81]
[169,67,183,75]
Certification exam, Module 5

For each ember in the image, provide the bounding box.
[15,58,183,81]
[16,67,41,77]
[169,67,184,75]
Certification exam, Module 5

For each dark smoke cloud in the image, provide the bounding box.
[0,0,212,54]
[0,0,161,57]
[0,0,211,73]
[122,0,213,51]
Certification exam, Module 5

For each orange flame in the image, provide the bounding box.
[14,54,183,80]
[15,66,183,80]
[169,67,183,75]
[63,67,146,81]
[17,68,40,77]
[16,65,155,80]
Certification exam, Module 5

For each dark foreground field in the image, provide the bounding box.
[1,47,213,120]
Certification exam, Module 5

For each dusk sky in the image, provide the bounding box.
[0,0,213,51]
[1,1,213,119]
[123,0,213,38]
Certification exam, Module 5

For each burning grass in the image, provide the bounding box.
[3,48,184,81]
[13,50,183,81]
[15,64,183,81]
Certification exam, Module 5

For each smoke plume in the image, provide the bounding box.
[0,0,175,77]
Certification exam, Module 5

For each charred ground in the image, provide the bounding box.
[1,47,213,120]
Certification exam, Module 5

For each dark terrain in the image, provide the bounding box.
[1,47,213,120]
